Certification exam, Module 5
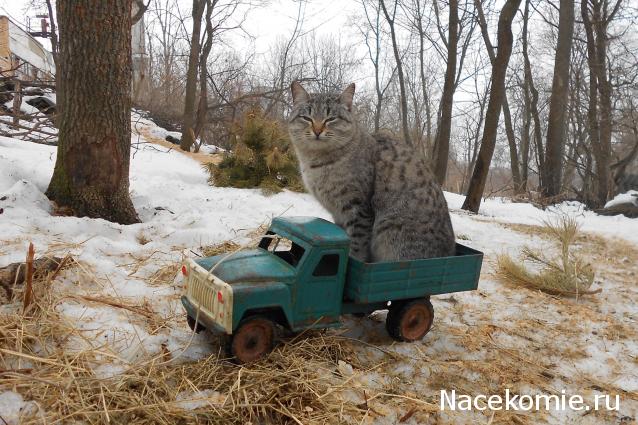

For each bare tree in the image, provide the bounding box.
[521,0,543,191]
[581,0,623,207]
[192,0,216,149]
[358,0,396,133]
[474,0,521,191]
[431,0,459,183]
[462,0,522,212]
[541,0,575,197]
[144,0,188,119]
[132,0,150,24]
[401,0,436,150]
[180,0,206,151]
[380,0,412,145]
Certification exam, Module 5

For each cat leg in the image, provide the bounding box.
[370,216,404,262]
[339,207,374,262]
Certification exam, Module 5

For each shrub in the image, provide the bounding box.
[495,215,598,297]
[204,108,304,194]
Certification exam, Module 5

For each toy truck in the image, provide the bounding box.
[181,216,483,363]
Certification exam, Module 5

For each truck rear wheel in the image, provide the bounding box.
[228,315,275,364]
[386,298,434,342]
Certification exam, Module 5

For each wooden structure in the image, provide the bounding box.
[0,15,55,81]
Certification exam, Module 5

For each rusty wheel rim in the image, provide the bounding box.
[400,304,432,341]
[232,319,273,363]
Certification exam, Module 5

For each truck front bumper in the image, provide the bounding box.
[181,295,228,334]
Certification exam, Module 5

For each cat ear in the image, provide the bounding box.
[291,81,309,105]
[339,83,356,110]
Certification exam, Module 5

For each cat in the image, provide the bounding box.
[287,81,455,262]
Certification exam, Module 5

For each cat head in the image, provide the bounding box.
[287,81,356,153]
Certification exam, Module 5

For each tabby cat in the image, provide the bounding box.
[287,81,455,262]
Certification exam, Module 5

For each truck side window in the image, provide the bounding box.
[313,254,339,277]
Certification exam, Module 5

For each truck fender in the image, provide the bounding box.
[239,306,291,331]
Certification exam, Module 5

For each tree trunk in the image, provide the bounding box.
[522,0,543,188]
[180,0,205,151]
[46,0,139,225]
[582,0,617,207]
[415,3,432,152]
[193,0,215,150]
[380,0,412,146]
[520,74,531,191]
[594,5,614,206]
[432,0,458,185]
[462,0,521,213]
[474,0,521,192]
[541,0,574,198]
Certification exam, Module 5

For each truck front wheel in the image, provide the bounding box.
[386,298,434,342]
[228,315,275,363]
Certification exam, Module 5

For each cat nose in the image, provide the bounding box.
[312,123,324,138]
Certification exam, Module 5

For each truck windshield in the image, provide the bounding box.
[258,232,305,267]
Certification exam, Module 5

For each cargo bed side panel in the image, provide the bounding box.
[344,244,483,303]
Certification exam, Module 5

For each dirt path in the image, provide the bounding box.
[133,126,224,165]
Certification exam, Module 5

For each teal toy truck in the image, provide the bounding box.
[181,216,483,363]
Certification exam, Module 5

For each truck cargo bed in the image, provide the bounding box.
[344,244,483,303]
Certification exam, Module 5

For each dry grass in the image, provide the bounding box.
[136,231,151,246]
[147,262,180,286]
[0,289,379,425]
[200,223,269,257]
[201,240,242,258]
[2,317,368,424]
[495,216,598,297]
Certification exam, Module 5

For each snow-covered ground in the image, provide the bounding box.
[0,118,637,424]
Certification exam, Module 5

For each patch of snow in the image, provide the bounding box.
[445,191,638,245]
[199,144,226,154]
[605,190,638,208]
[0,391,32,425]
[174,389,226,410]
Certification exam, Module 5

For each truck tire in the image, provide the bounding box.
[227,315,275,364]
[187,315,206,333]
[386,298,434,342]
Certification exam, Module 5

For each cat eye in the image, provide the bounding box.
[325,117,338,123]
[299,115,312,122]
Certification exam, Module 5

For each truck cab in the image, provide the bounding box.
[255,217,350,328]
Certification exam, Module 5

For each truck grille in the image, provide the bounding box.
[184,258,233,333]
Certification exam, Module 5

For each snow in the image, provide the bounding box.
[446,191,638,245]
[605,190,638,208]
[199,144,226,154]
[1,115,637,424]
[0,391,30,425]
[4,99,39,115]
[175,389,226,410]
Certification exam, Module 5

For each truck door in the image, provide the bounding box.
[293,250,345,327]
